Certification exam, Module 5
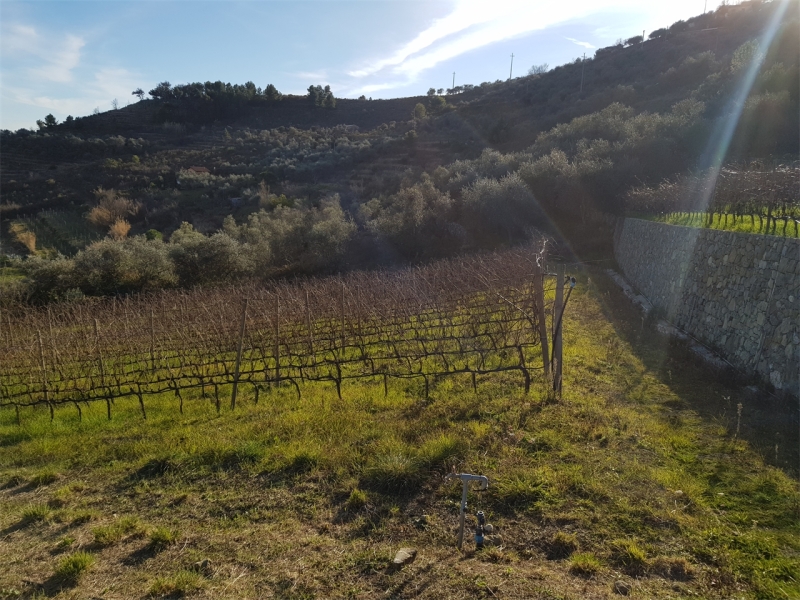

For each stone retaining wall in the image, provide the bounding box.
[614,218,799,396]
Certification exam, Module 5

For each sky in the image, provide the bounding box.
[1,0,718,131]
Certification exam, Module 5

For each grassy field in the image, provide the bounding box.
[647,213,800,238]
[0,270,798,600]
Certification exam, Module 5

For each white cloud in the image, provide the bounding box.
[566,37,596,49]
[1,24,85,83]
[292,70,328,81]
[344,0,706,94]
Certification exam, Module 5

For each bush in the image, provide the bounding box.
[87,188,140,229]
[74,236,177,295]
[169,223,250,286]
[461,173,545,243]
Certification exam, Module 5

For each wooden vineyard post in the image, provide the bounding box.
[305,290,314,356]
[340,280,346,350]
[532,260,550,379]
[37,330,53,421]
[94,319,111,420]
[552,264,565,396]
[149,308,156,373]
[274,296,280,385]
[5,314,13,347]
[231,299,248,410]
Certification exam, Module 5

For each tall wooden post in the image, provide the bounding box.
[305,290,314,355]
[274,296,281,385]
[231,299,248,410]
[552,264,565,395]
[37,330,52,421]
[532,261,550,379]
[149,308,156,373]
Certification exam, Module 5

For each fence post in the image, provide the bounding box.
[231,298,248,410]
[552,264,565,395]
[305,290,314,356]
[149,308,156,373]
[94,319,110,420]
[37,330,53,421]
[532,260,550,379]
[274,296,281,385]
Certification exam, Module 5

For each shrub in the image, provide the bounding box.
[8,222,36,254]
[74,236,177,295]
[87,188,139,229]
[108,218,131,239]
[461,173,545,243]
[169,224,250,286]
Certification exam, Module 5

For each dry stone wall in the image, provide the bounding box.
[614,218,799,396]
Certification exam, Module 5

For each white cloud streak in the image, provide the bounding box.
[566,37,596,49]
[1,24,85,83]
[346,0,705,96]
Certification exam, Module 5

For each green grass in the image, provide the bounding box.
[55,551,94,583]
[647,211,800,237]
[0,269,797,599]
[148,569,205,597]
[569,552,601,576]
[148,526,179,551]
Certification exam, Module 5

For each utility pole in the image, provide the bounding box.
[452,72,455,91]
[641,30,645,49]
[509,53,514,80]
[579,53,585,94]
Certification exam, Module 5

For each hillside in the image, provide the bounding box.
[1,258,798,599]
[1,0,798,304]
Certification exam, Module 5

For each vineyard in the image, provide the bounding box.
[1,244,559,421]
[627,163,800,237]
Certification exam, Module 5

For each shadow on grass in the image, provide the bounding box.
[590,267,799,478]
[122,543,157,566]
[19,574,76,599]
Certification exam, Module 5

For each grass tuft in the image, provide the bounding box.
[610,539,648,575]
[55,551,94,584]
[21,504,51,524]
[148,569,204,597]
[362,453,421,493]
[149,526,179,551]
[30,469,59,487]
[344,488,368,511]
[92,516,143,546]
[651,556,694,581]
[546,531,579,559]
[490,470,550,508]
[569,552,601,577]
